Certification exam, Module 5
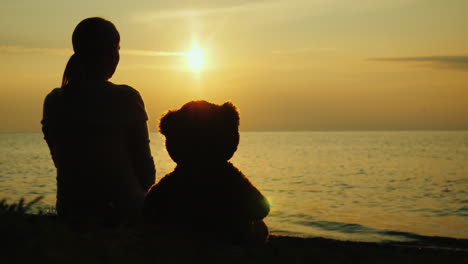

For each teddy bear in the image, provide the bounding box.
[143,100,270,244]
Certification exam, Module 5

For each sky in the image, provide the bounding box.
[1,0,467,132]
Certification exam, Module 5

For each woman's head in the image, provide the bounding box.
[62,17,120,87]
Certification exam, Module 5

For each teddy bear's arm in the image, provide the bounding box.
[237,178,270,220]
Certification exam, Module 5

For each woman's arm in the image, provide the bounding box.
[41,89,61,166]
[126,88,156,191]
[128,120,156,191]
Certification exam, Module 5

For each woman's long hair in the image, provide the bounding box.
[62,17,120,88]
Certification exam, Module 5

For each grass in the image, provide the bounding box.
[1,197,467,264]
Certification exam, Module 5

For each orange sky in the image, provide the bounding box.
[1,0,467,132]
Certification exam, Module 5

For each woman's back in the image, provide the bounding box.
[43,81,155,224]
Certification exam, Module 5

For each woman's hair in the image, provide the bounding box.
[62,17,120,87]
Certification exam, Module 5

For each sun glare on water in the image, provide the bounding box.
[186,42,205,72]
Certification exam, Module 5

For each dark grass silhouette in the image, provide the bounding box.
[1,197,467,264]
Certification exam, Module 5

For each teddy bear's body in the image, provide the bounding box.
[142,101,270,243]
[144,162,269,242]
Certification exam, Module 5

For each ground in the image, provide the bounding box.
[1,198,467,264]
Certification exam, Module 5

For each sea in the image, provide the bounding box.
[1,131,468,244]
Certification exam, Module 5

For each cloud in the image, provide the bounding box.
[130,1,280,22]
[272,47,336,55]
[131,0,423,22]
[0,46,71,55]
[369,55,468,71]
[0,45,186,57]
[120,49,185,57]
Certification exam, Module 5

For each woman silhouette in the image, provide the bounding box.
[42,17,155,225]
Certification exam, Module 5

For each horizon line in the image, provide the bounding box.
[1,129,468,134]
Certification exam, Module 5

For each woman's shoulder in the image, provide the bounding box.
[45,87,63,97]
[107,82,142,98]
[43,88,65,106]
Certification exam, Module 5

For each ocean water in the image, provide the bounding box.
[1,131,467,243]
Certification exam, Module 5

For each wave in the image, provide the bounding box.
[296,219,468,251]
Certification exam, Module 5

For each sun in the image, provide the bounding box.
[186,42,205,72]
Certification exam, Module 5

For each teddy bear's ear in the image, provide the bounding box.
[159,110,176,136]
[221,102,240,127]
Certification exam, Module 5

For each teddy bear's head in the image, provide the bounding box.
[159,100,240,165]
